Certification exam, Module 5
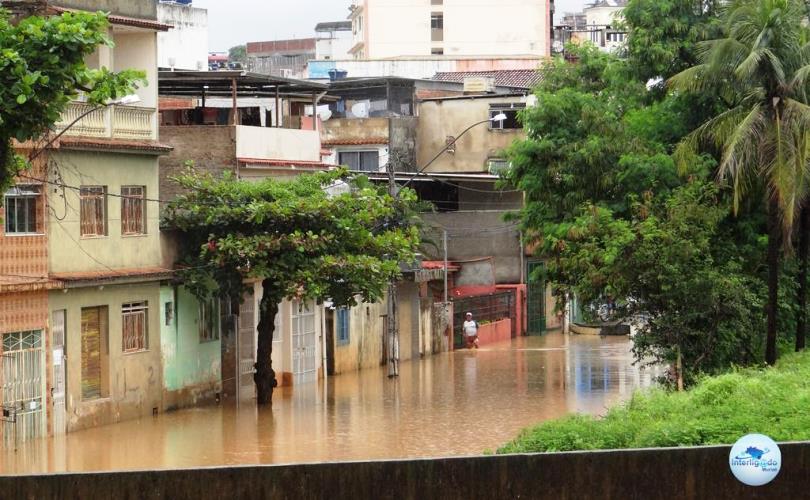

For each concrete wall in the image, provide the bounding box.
[49,282,162,432]
[321,117,389,145]
[309,57,541,80]
[158,126,237,201]
[48,151,162,274]
[417,96,528,173]
[159,286,221,410]
[5,443,810,499]
[51,0,157,19]
[316,31,353,60]
[358,0,550,58]
[113,31,158,110]
[390,117,417,172]
[235,126,321,163]
[422,211,522,284]
[333,301,386,375]
[157,3,208,71]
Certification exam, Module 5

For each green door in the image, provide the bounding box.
[527,261,546,334]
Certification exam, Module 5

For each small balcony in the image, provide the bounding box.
[55,102,158,141]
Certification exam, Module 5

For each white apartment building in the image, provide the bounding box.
[583,0,627,52]
[316,21,353,60]
[349,0,552,59]
[157,1,209,71]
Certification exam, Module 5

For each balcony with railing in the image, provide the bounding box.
[54,103,158,141]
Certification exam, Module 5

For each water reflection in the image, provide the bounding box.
[1,332,662,474]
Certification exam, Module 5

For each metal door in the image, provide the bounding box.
[1,330,45,447]
[237,294,256,400]
[52,310,67,436]
[527,261,547,334]
[292,300,317,384]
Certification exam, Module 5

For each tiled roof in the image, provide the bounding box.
[430,70,542,90]
[321,138,389,146]
[50,7,172,31]
[422,261,460,272]
[51,267,173,285]
[58,137,174,155]
[238,158,333,169]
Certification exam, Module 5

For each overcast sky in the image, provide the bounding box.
[194,0,588,52]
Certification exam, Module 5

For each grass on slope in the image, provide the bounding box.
[498,351,810,454]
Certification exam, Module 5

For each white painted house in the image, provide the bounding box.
[157,1,209,71]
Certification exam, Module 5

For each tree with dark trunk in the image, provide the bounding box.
[164,169,420,405]
[797,205,810,352]
[671,0,810,366]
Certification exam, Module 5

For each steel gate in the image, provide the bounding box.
[237,294,256,400]
[1,330,46,448]
[52,311,67,436]
[527,261,547,334]
[292,300,317,384]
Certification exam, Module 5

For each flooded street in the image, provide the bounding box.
[1,332,661,474]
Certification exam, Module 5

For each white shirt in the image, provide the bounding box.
[463,320,478,337]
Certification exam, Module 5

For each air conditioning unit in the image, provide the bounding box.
[464,77,496,94]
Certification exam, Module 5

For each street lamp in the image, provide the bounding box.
[399,113,507,191]
[29,94,142,162]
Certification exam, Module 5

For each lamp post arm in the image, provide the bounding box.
[398,117,493,192]
[28,103,109,163]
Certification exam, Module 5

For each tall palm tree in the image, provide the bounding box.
[670,0,810,365]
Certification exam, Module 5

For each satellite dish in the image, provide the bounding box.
[318,109,333,122]
[351,102,369,118]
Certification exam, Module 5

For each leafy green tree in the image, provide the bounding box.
[164,169,421,404]
[228,45,247,64]
[670,0,810,365]
[0,8,145,190]
[622,0,722,82]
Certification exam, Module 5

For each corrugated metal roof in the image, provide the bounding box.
[430,70,542,90]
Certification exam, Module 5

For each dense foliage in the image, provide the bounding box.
[0,8,144,190]
[164,169,421,404]
[498,350,810,453]
[505,0,810,386]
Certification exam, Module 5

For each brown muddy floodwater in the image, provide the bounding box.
[2,332,662,474]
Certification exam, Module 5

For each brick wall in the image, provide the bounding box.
[158,126,237,201]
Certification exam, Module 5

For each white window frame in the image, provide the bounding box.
[122,301,149,353]
[3,185,42,235]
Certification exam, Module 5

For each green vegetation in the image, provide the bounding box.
[163,169,421,404]
[498,350,810,453]
[505,0,810,386]
[0,7,144,190]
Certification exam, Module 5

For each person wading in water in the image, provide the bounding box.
[463,312,479,349]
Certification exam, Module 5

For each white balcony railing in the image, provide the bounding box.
[54,103,157,141]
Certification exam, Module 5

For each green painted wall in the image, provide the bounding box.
[48,150,162,274]
[160,286,220,408]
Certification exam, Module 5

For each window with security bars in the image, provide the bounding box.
[336,307,350,345]
[4,185,41,234]
[80,186,107,237]
[122,302,148,353]
[199,298,220,342]
[121,186,146,235]
[2,330,42,352]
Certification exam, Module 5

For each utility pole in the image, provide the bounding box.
[387,150,400,378]
[443,230,448,304]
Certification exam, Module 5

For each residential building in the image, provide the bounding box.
[315,21,353,61]
[430,70,543,93]
[157,71,332,402]
[413,92,560,337]
[349,0,552,59]
[320,77,466,173]
[583,0,627,51]
[0,0,173,444]
[157,0,208,71]
[246,38,316,79]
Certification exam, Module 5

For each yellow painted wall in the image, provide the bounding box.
[48,151,162,274]
[49,282,162,432]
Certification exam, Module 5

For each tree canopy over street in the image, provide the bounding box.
[164,169,421,404]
